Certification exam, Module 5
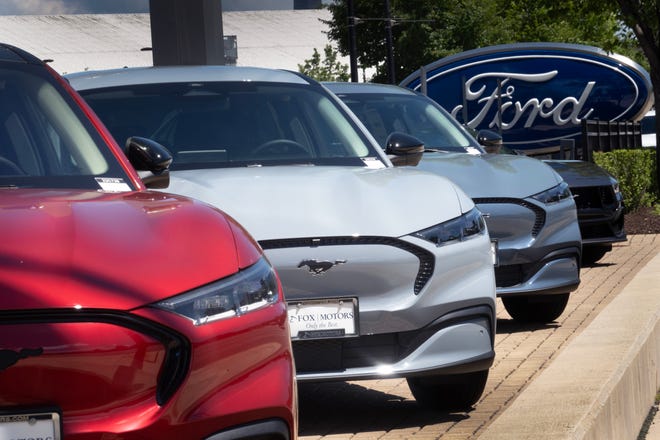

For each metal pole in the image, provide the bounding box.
[347,0,358,82]
[384,0,395,84]
[420,65,427,95]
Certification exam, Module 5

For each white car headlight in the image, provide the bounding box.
[414,207,486,246]
[532,181,572,204]
[154,258,279,326]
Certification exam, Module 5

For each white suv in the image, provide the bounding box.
[69,66,497,410]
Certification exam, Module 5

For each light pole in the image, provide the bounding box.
[347,0,358,82]
[384,0,395,84]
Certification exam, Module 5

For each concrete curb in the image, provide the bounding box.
[478,251,660,440]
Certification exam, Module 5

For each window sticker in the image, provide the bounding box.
[95,177,131,192]
[362,157,386,169]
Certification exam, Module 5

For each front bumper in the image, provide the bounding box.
[294,305,495,381]
[495,251,581,297]
[0,305,297,439]
[262,230,497,381]
[475,196,582,297]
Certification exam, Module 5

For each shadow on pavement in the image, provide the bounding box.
[298,381,469,436]
[496,318,560,334]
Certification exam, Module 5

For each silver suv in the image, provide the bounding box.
[69,66,497,410]
[326,81,581,323]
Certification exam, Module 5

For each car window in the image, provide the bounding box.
[0,64,132,190]
[339,93,479,152]
[80,82,383,170]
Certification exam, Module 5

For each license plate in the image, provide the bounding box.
[287,298,358,340]
[0,410,61,439]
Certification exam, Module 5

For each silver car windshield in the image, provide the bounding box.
[0,64,130,189]
[338,93,482,153]
[80,82,383,170]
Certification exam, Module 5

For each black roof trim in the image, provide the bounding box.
[0,43,45,65]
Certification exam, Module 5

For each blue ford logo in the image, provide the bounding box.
[399,43,653,152]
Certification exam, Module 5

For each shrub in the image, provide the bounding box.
[593,149,657,211]
[298,45,349,82]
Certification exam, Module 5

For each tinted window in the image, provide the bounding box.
[80,82,383,170]
[338,93,481,153]
[0,64,132,189]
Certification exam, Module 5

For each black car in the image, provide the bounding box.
[543,160,626,264]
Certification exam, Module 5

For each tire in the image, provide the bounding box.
[502,293,570,323]
[407,370,489,411]
[581,245,611,266]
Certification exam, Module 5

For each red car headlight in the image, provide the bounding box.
[154,258,279,325]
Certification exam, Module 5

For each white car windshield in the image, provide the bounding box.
[80,82,383,170]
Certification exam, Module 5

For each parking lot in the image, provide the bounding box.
[297,234,660,439]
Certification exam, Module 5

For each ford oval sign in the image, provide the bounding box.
[399,43,653,153]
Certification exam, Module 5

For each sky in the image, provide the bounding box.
[0,0,149,14]
[0,0,332,15]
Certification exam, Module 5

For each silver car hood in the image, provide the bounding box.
[415,152,563,199]
[167,165,472,240]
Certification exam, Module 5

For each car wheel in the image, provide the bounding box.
[502,293,570,323]
[406,370,489,411]
[581,245,611,265]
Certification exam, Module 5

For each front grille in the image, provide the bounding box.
[494,262,539,287]
[579,215,625,240]
[260,235,435,294]
[293,324,450,372]
[571,186,616,210]
[294,334,398,372]
[0,309,190,405]
[473,197,546,237]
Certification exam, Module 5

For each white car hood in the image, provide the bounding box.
[166,166,472,240]
[415,153,563,199]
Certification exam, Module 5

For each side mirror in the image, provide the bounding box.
[125,136,173,189]
[385,132,425,166]
[476,130,503,154]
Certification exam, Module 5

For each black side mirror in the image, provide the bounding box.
[385,132,425,166]
[125,136,173,189]
[476,130,503,154]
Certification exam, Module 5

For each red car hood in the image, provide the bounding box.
[0,189,252,311]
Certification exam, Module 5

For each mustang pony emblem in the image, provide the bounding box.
[0,348,44,371]
[298,259,347,275]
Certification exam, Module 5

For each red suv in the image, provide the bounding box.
[0,43,296,439]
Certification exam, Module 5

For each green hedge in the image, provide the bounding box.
[592,149,657,212]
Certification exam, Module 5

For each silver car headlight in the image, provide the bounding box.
[154,258,279,326]
[414,207,486,246]
[531,181,572,204]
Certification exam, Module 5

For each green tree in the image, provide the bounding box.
[325,0,660,194]
[323,0,642,82]
[298,44,350,81]
[614,0,660,195]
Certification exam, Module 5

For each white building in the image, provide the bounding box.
[0,9,343,74]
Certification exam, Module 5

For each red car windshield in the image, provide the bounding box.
[0,62,133,190]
